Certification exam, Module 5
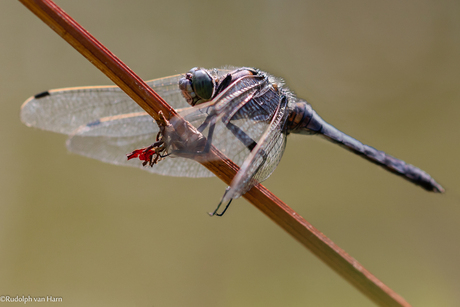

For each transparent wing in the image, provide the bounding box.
[20,74,188,134]
[223,93,290,201]
[21,68,232,136]
[66,112,214,177]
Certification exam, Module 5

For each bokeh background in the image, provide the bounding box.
[1,1,459,306]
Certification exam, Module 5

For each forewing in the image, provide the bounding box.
[223,95,290,202]
[20,75,187,135]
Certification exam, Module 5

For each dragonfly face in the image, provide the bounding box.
[21,66,444,216]
[178,67,217,106]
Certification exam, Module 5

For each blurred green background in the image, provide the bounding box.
[1,0,459,306]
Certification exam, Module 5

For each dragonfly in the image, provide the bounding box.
[21,67,444,216]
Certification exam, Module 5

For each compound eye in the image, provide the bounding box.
[190,68,215,103]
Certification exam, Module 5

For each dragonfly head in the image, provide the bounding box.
[179,67,217,106]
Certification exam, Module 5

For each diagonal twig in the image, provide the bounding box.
[18,0,412,306]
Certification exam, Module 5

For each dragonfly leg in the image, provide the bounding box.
[225,121,257,152]
[204,116,261,154]
[208,188,233,217]
[159,152,172,158]
[195,112,217,154]
[197,114,213,133]
[204,121,216,153]
[198,113,259,154]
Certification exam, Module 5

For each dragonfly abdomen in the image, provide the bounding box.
[287,101,444,193]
